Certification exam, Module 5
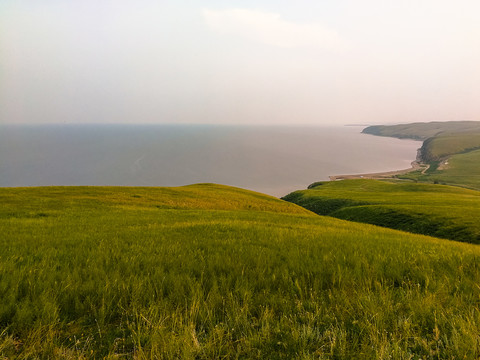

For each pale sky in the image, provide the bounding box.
[1,0,479,125]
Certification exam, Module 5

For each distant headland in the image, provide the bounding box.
[329,120,480,188]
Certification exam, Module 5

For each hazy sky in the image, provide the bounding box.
[1,0,479,125]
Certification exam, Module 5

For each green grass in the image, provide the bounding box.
[283,179,480,244]
[2,185,480,358]
[399,149,480,190]
[420,132,480,162]
[396,133,480,190]
[429,149,480,188]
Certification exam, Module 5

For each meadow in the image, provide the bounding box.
[283,179,480,243]
[2,185,480,358]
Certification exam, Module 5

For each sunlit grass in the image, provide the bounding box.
[284,179,480,243]
[1,185,480,358]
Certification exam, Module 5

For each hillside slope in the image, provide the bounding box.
[283,179,480,243]
[362,121,480,140]
[362,121,480,189]
[420,132,480,162]
[411,149,480,190]
[1,185,480,358]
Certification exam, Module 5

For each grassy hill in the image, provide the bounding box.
[283,179,480,244]
[362,121,480,190]
[362,121,480,140]
[398,131,480,190]
[2,185,480,358]
[420,132,480,162]
[399,147,480,189]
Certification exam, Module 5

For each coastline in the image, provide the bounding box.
[329,140,426,181]
[329,160,426,181]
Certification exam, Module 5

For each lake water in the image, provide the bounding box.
[0,124,421,197]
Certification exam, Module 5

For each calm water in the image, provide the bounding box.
[0,125,420,197]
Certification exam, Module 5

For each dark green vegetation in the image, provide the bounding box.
[283,179,480,244]
[2,185,480,358]
[362,120,480,140]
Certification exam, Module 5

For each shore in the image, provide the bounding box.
[329,161,426,181]
[329,142,428,181]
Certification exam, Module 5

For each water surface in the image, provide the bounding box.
[0,125,420,197]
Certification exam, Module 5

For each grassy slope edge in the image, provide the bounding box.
[1,185,480,358]
[283,179,480,244]
[362,121,480,140]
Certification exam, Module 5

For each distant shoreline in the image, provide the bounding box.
[329,134,425,181]
[329,160,425,181]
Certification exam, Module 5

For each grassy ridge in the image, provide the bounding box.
[0,184,310,214]
[401,131,480,190]
[427,149,480,189]
[362,121,480,140]
[396,132,480,190]
[283,179,480,243]
[2,185,480,358]
[420,132,480,162]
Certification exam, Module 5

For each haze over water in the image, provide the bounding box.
[0,125,420,197]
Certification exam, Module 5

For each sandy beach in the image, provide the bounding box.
[329,161,427,181]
